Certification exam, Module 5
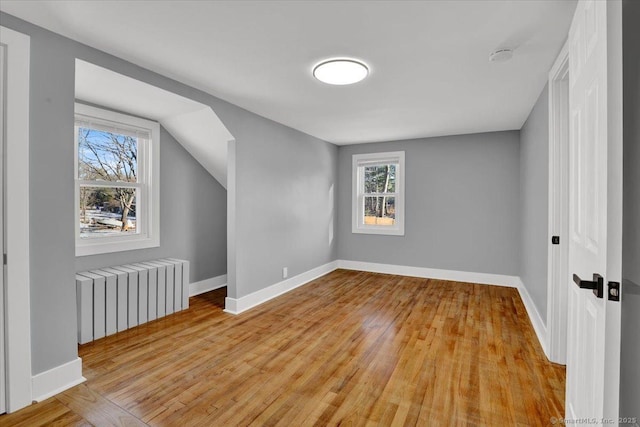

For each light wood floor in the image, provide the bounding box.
[1,269,565,426]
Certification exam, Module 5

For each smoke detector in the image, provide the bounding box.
[489,48,514,63]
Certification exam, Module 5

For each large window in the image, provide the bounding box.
[75,103,160,256]
[352,151,405,235]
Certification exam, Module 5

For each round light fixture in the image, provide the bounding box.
[313,58,369,85]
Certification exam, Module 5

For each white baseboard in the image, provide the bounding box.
[337,260,522,288]
[515,278,549,358]
[31,357,86,402]
[190,274,227,297]
[224,261,339,314]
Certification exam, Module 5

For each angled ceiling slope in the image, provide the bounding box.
[75,60,233,188]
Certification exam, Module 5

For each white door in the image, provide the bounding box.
[565,0,621,424]
[0,42,6,415]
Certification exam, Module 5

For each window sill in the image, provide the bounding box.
[352,226,405,236]
[76,235,160,257]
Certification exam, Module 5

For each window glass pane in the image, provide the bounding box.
[79,186,138,238]
[363,196,396,225]
[364,164,396,193]
[78,127,138,183]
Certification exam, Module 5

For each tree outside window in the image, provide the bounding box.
[78,127,140,237]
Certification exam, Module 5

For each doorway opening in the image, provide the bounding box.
[547,43,570,365]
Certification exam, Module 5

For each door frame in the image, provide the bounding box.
[0,25,32,413]
[547,41,570,365]
[0,41,5,416]
[603,0,623,418]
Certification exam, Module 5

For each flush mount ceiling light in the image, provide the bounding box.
[489,48,514,63]
[313,58,369,85]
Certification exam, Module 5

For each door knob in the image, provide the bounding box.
[573,273,604,298]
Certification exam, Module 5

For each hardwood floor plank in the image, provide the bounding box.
[0,398,77,427]
[55,383,148,427]
[0,270,565,426]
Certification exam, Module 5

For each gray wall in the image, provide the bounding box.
[24,17,78,375]
[231,123,337,299]
[75,128,227,282]
[621,0,640,420]
[1,12,337,375]
[519,84,550,323]
[337,131,521,276]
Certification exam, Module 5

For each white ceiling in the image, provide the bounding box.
[1,0,576,145]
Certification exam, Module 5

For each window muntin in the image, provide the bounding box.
[352,151,405,235]
[75,103,159,256]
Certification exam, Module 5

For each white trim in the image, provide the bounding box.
[352,151,405,236]
[31,358,86,403]
[337,259,522,288]
[603,0,623,419]
[0,25,32,413]
[74,103,161,257]
[546,41,570,365]
[516,278,549,357]
[189,274,227,297]
[224,297,239,314]
[224,261,339,314]
[0,41,5,416]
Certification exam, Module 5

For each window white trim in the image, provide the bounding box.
[74,103,160,256]
[1,25,33,413]
[352,151,405,236]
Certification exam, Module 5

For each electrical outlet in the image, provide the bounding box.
[282,267,288,279]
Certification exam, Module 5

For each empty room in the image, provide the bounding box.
[0,0,638,426]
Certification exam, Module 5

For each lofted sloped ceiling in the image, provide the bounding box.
[2,1,576,145]
[75,60,234,188]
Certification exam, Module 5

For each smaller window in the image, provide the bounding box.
[352,151,405,235]
[75,103,160,256]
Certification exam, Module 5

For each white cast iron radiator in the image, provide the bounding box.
[75,258,190,344]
